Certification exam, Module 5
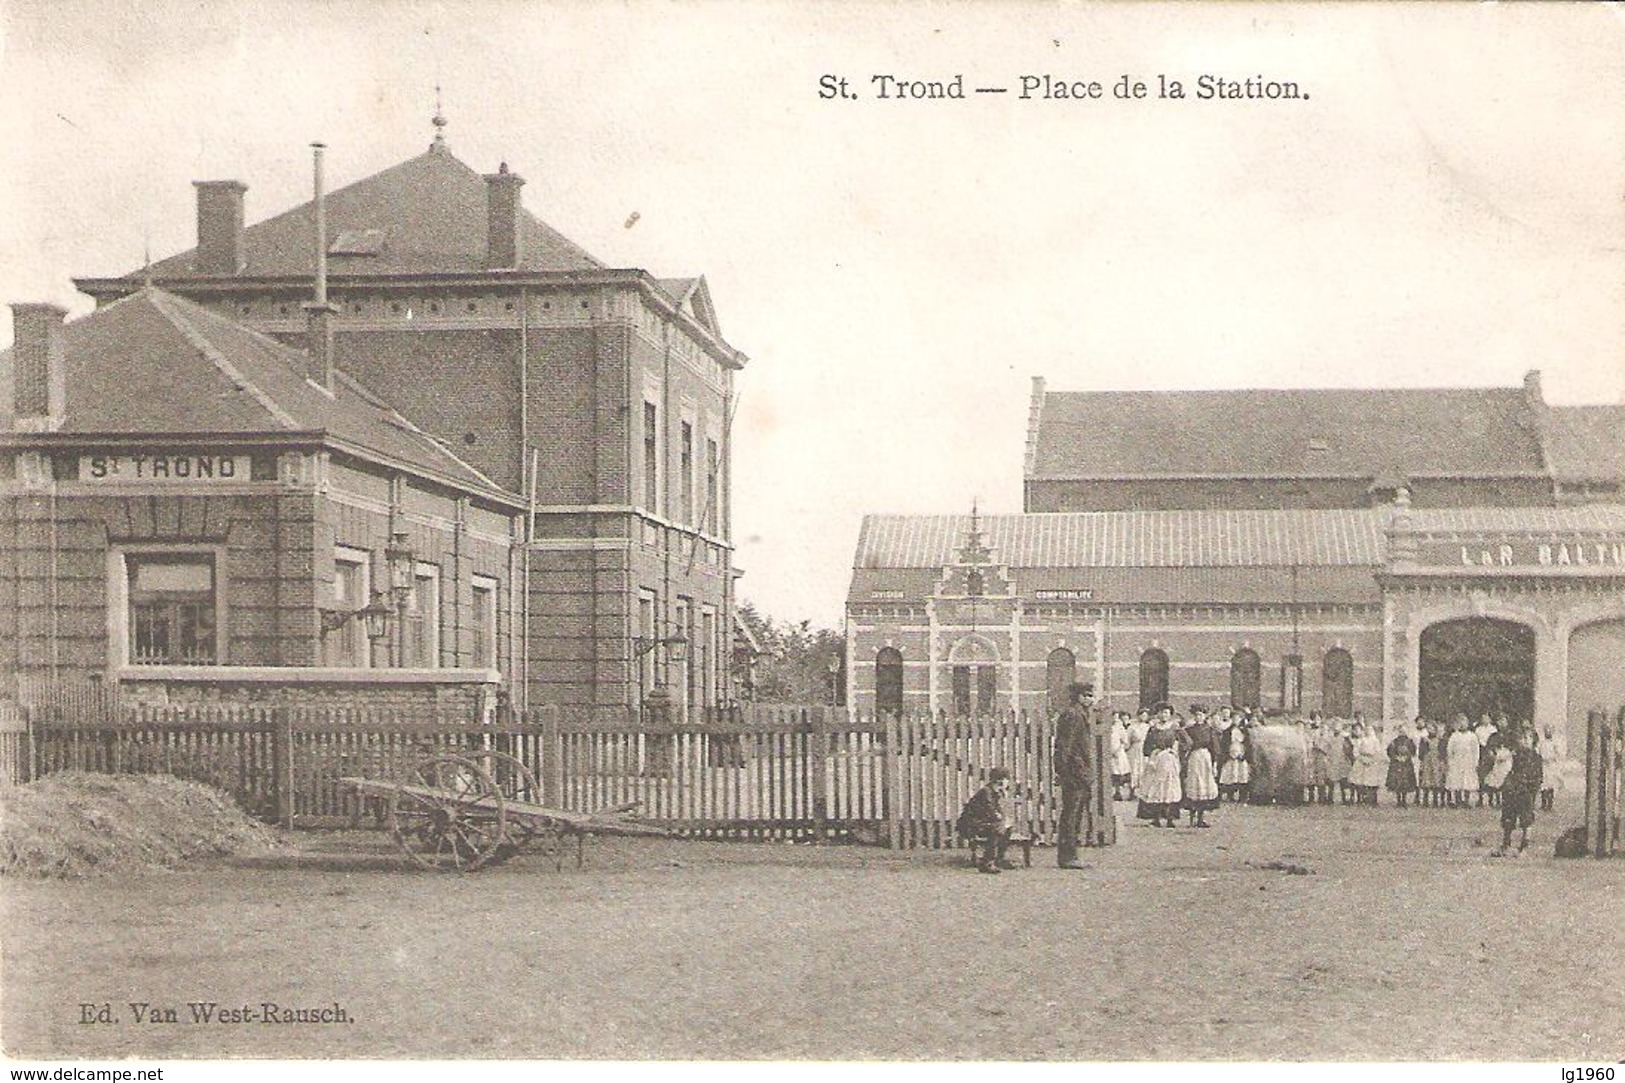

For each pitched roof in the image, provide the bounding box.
[0,289,512,500]
[1027,386,1546,480]
[1539,405,1625,482]
[137,147,604,279]
[854,510,1389,570]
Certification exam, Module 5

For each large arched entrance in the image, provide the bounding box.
[1567,619,1625,759]
[1418,618,1535,722]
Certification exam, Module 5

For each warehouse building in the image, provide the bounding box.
[846,375,1625,756]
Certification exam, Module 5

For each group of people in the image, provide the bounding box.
[957,692,1565,872]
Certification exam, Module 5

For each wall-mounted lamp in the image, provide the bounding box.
[635,626,689,662]
[385,530,416,606]
[320,591,394,641]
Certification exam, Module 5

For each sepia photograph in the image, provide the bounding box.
[1,0,1622,1072]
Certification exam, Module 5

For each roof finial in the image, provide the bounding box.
[431,84,448,149]
[141,233,153,291]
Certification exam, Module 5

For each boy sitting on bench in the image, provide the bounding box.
[957,767,1017,874]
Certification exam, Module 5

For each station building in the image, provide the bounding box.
[3,126,750,718]
[846,375,1625,756]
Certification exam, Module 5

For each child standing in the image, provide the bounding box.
[1493,730,1543,857]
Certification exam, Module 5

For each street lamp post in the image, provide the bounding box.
[385,530,416,668]
[827,652,841,708]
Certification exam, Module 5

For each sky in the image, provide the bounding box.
[2,1,1622,629]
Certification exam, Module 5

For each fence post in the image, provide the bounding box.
[272,706,295,829]
[25,704,38,784]
[542,705,563,809]
[883,711,901,849]
[810,709,829,844]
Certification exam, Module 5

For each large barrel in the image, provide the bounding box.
[1247,724,1311,805]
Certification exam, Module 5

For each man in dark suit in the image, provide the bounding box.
[957,767,1015,873]
[1055,681,1095,869]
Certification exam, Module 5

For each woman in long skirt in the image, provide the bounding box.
[1417,721,1445,808]
[1350,721,1387,805]
[1127,710,1151,797]
[1182,710,1222,827]
[1385,728,1418,808]
[1219,721,1251,803]
[1136,716,1183,828]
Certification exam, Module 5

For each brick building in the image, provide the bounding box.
[66,132,749,718]
[847,375,1625,757]
[0,289,521,710]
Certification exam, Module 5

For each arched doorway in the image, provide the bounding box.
[1139,648,1169,712]
[1230,648,1260,710]
[1567,619,1625,760]
[1418,618,1535,723]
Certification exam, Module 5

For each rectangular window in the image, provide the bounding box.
[127,553,217,665]
[325,549,371,667]
[705,438,719,534]
[643,401,659,511]
[470,576,498,670]
[680,421,694,525]
[406,564,441,668]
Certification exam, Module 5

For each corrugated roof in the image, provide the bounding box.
[1028,387,1545,480]
[137,147,605,279]
[854,510,1388,569]
[1,289,511,500]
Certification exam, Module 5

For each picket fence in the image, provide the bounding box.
[4,698,1115,851]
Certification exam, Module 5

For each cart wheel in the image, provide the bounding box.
[462,749,544,849]
[388,755,508,872]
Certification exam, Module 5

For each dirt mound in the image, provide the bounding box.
[0,773,282,879]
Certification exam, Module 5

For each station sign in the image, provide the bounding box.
[1433,539,1625,570]
[79,453,252,483]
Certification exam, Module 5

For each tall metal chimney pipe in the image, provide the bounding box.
[312,142,328,305]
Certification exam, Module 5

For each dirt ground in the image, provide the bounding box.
[3,791,1620,1062]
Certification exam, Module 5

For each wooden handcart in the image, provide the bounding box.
[340,750,669,872]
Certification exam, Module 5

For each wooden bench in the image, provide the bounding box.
[962,830,1034,868]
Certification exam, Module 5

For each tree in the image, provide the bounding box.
[737,600,845,705]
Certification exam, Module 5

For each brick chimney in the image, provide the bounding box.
[193,180,247,275]
[484,163,525,270]
[1522,369,1543,405]
[10,302,68,431]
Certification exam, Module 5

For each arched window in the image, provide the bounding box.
[1323,648,1353,717]
[1138,648,1169,712]
[948,635,1000,717]
[875,648,904,719]
[1230,648,1261,710]
[1046,648,1077,714]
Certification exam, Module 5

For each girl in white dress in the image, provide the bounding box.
[1445,715,1482,808]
